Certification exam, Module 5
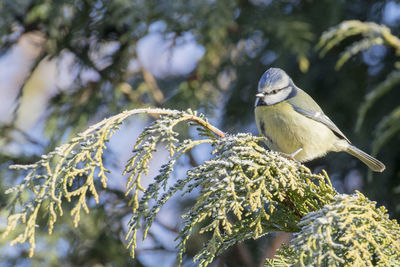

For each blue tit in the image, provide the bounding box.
[254,68,385,172]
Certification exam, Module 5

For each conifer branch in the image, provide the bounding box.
[2,108,399,266]
[265,192,400,266]
[1,108,223,258]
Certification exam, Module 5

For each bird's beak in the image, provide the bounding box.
[256,93,264,98]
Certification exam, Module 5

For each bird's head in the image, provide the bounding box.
[255,68,297,106]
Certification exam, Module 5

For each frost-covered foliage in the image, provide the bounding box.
[317,20,400,155]
[266,192,400,267]
[171,134,335,265]
[1,108,399,266]
[1,108,219,258]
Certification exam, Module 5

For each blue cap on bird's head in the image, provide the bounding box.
[258,68,290,93]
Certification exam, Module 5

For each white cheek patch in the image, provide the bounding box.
[264,88,291,105]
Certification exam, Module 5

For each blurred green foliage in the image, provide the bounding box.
[1,0,400,266]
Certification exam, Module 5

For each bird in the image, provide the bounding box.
[254,68,385,172]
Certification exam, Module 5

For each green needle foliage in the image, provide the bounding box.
[177,134,335,266]
[317,20,400,156]
[1,108,399,266]
[266,192,400,267]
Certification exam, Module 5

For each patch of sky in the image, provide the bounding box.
[137,23,205,78]
[383,1,400,26]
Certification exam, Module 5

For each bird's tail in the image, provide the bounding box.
[346,145,385,172]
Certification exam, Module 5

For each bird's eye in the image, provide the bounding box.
[269,86,289,95]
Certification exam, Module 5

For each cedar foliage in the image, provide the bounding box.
[3,108,400,266]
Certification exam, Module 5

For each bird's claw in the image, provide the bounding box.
[278,148,303,163]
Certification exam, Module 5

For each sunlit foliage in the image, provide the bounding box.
[3,109,399,266]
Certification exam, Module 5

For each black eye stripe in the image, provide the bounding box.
[267,86,289,95]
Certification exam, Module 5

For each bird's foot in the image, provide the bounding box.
[278,148,303,163]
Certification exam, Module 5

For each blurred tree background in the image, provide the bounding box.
[0,0,399,266]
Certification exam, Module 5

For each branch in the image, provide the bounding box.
[266,192,400,266]
[4,108,397,267]
[2,108,223,258]
[80,108,225,138]
[141,68,165,106]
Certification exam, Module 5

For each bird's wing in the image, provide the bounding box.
[288,89,351,143]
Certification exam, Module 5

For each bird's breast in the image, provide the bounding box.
[254,102,338,162]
